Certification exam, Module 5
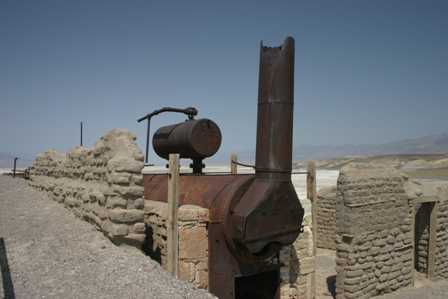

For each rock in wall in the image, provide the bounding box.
[29,129,145,247]
[335,166,413,299]
[316,186,337,250]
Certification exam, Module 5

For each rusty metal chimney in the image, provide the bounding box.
[226,37,303,257]
[255,37,295,177]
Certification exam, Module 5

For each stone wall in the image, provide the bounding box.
[335,166,414,299]
[29,129,146,247]
[144,200,209,289]
[316,186,337,250]
[280,216,315,299]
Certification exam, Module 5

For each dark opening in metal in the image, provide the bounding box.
[235,270,280,299]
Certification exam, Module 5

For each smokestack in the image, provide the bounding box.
[226,37,303,256]
[255,37,295,177]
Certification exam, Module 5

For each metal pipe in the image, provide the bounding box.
[145,118,150,164]
[80,121,83,147]
[255,37,295,176]
[13,157,18,178]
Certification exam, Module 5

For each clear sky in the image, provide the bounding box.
[1,0,447,163]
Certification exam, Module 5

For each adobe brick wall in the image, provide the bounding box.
[316,186,337,250]
[335,166,414,299]
[29,129,146,247]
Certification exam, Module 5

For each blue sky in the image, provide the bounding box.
[1,0,447,163]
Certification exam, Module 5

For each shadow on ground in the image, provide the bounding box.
[0,237,15,299]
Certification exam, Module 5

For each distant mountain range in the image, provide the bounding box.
[233,133,448,162]
[2,133,448,168]
[294,133,448,160]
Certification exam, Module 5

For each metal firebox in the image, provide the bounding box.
[143,37,304,299]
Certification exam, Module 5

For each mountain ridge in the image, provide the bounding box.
[295,133,448,160]
[232,133,448,163]
[2,133,448,168]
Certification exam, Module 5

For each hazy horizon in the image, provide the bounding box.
[2,130,448,169]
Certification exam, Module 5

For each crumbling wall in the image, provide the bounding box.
[29,129,145,247]
[280,215,315,299]
[144,200,209,289]
[316,186,337,250]
[335,166,413,299]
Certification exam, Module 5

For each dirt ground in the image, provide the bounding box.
[315,248,336,299]
[0,176,213,299]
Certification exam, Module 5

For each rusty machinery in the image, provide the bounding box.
[140,37,304,299]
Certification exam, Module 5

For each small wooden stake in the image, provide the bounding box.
[230,153,238,174]
[307,161,317,256]
[411,203,416,286]
[428,201,438,279]
[167,154,180,276]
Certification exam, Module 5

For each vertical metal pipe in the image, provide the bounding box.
[80,121,83,147]
[13,157,18,178]
[145,118,150,164]
[255,37,295,176]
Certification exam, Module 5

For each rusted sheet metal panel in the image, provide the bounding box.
[227,179,302,256]
[143,173,254,208]
[208,222,281,299]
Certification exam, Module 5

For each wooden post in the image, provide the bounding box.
[13,157,18,178]
[80,121,83,147]
[428,201,438,279]
[411,201,416,286]
[230,153,238,174]
[307,161,317,256]
[167,154,180,276]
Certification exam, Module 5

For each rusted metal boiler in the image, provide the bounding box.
[142,37,304,299]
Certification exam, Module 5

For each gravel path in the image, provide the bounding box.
[0,176,214,299]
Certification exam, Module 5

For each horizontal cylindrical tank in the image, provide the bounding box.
[152,118,222,160]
